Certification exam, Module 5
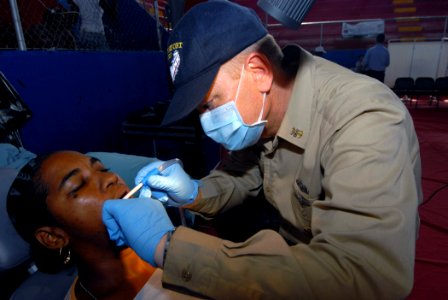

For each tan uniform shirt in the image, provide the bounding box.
[163,48,422,299]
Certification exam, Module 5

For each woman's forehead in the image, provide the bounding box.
[40,152,96,181]
[44,151,97,167]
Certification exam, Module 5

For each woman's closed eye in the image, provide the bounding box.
[68,180,86,198]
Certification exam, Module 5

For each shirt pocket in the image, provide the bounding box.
[292,179,318,231]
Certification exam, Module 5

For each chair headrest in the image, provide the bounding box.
[0,168,32,271]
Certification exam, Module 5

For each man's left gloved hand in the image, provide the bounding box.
[102,198,174,266]
[135,160,199,207]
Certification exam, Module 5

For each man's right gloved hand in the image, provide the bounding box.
[135,160,199,207]
[102,198,174,266]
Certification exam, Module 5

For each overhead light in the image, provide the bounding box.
[257,0,317,29]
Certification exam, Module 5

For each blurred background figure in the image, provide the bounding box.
[72,0,109,50]
[362,33,390,82]
[352,54,365,73]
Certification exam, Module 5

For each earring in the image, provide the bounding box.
[59,247,71,265]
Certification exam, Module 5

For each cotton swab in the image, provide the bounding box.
[122,182,144,199]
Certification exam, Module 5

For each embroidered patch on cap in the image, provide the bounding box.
[170,50,181,81]
[167,42,183,81]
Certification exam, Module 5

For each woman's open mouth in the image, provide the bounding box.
[120,190,129,198]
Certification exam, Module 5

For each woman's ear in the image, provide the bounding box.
[35,227,69,249]
[245,53,273,93]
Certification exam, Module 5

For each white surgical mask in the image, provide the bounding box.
[200,66,267,151]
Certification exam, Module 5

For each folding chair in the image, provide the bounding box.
[392,77,414,107]
[434,77,448,108]
[413,77,436,108]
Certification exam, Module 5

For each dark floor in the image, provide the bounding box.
[407,105,448,299]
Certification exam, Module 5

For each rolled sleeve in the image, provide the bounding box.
[163,227,310,300]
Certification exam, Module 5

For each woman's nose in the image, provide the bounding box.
[101,172,119,190]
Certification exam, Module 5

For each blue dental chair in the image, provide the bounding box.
[0,145,76,300]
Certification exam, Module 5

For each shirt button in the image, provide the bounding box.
[181,269,192,282]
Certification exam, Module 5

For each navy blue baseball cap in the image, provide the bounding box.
[162,0,268,126]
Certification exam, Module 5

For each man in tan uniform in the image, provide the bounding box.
[102,1,422,299]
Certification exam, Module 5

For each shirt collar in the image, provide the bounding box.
[276,47,316,150]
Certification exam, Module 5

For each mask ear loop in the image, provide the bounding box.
[257,92,267,123]
[234,65,245,104]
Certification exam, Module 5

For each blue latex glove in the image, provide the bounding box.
[135,160,199,207]
[102,198,174,266]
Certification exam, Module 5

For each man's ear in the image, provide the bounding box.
[35,227,69,249]
[245,53,273,93]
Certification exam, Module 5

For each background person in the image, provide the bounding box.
[102,1,422,299]
[362,33,390,82]
[72,0,109,50]
[352,54,365,73]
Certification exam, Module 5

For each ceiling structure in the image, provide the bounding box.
[232,0,448,51]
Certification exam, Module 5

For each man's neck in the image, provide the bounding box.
[263,76,295,138]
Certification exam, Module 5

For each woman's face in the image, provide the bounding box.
[39,151,130,242]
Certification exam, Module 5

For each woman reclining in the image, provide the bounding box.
[7,150,198,300]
